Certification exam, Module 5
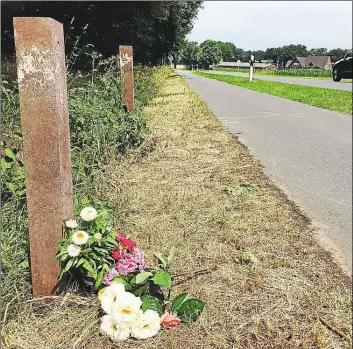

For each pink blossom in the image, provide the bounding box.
[115,248,147,276]
[103,267,118,286]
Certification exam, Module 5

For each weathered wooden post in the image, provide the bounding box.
[13,17,74,296]
[119,45,134,111]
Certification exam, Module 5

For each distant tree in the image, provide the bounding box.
[308,48,328,56]
[328,48,350,62]
[199,40,222,68]
[253,50,266,62]
[215,41,237,61]
[180,40,201,67]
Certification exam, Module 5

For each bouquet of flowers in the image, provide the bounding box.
[56,205,205,341]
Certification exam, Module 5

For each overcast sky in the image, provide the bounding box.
[187,1,352,50]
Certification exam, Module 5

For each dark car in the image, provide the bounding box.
[332,50,352,82]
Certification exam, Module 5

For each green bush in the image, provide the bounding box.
[1,57,171,317]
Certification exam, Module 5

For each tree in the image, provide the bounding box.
[328,48,350,63]
[180,40,201,67]
[308,48,328,56]
[1,1,203,65]
[216,41,237,62]
[199,40,222,68]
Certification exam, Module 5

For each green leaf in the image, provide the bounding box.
[153,252,167,268]
[60,258,74,277]
[152,269,171,289]
[76,258,87,268]
[5,148,16,161]
[177,299,205,323]
[82,261,95,274]
[141,296,162,314]
[111,276,132,291]
[134,285,147,297]
[94,269,104,289]
[171,292,188,313]
[1,158,12,171]
[131,272,153,284]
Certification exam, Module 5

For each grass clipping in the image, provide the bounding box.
[2,74,352,349]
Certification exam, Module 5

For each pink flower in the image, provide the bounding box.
[160,313,181,329]
[103,268,118,286]
[115,248,147,276]
[117,232,126,241]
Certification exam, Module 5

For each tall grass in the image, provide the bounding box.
[1,56,171,319]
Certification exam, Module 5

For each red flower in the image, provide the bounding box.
[121,238,136,251]
[112,247,125,260]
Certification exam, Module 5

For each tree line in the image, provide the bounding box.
[179,40,351,68]
[1,1,203,66]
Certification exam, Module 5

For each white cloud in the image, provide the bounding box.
[188,1,352,50]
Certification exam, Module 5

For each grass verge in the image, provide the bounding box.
[213,68,353,82]
[195,71,352,114]
[1,74,352,349]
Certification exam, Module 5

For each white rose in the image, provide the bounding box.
[100,315,130,341]
[71,230,89,245]
[80,207,98,221]
[111,292,142,323]
[130,310,161,339]
[67,244,81,257]
[65,219,78,229]
[101,283,126,314]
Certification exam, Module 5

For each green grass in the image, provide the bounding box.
[195,72,352,114]
[214,67,333,79]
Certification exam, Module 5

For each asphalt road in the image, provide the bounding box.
[179,70,352,273]
[201,70,353,91]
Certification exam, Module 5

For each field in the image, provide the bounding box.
[2,72,352,349]
[194,72,353,114]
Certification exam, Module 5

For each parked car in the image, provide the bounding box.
[332,50,352,82]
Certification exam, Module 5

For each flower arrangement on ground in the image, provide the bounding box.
[56,204,205,341]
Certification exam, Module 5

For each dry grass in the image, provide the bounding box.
[2,74,352,349]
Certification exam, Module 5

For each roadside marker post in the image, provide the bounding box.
[249,54,254,82]
[13,17,74,296]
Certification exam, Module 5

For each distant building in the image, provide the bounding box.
[216,62,277,70]
[285,56,332,69]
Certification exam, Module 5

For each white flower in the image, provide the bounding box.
[71,230,89,245]
[80,207,98,221]
[100,315,130,341]
[65,219,78,229]
[101,283,126,314]
[130,310,161,339]
[94,233,102,240]
[111,292,142,323]
[67,244,81,257]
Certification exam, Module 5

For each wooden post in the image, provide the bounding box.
[13,17,74,296]
[119,45,134,111]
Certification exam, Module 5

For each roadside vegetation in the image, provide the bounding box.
[2,73,351,349]
[194,72,352,114]
[214,67,333,79]
[1,57,171,320]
